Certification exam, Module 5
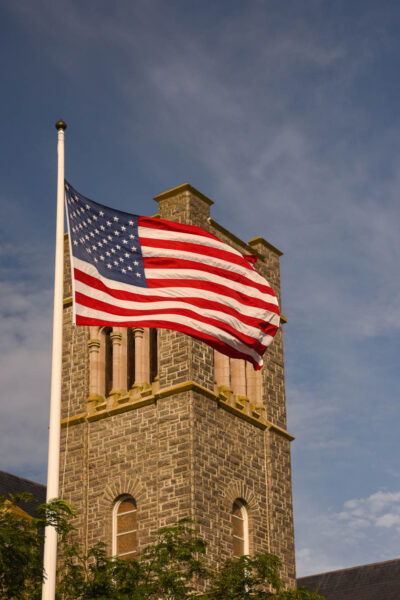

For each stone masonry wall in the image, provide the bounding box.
[85,393,194,553]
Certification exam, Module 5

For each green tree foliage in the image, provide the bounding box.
[0,493,74,600]
[0,495,325,600]
[208,553,325,600]
[57,519,208,600]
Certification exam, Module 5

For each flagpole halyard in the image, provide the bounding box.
[41,119,67,600]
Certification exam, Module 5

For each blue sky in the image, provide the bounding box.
[1,0,400,577]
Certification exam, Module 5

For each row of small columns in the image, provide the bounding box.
[88,327,260,401]
[88,327,150,398]
[214,351,262,402]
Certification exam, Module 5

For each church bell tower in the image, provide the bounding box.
[60,183,296,586]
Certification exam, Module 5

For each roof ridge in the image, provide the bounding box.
[298,557,400,579]
[0,470,46,489]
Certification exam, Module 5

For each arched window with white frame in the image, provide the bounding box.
[232,498,249,557]
[112,495,137,559]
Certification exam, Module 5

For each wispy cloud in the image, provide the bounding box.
[0,278,51,482]
[0,191,52,482]
[339,490,400,532]
[296,489,400,576]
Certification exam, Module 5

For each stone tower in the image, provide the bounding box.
[60,183,296,585]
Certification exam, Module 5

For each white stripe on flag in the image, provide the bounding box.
[144,267,277,304]
[73,257,279,323]
[75,278,275,347]
[138,225,245,257]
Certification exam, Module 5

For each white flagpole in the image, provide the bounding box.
[42,119,67,600]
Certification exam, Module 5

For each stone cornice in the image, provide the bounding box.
[158,380,217,402]
[61,413,86,426]
[248,236,283,257]
[154,183,214,206]
[61,380,294,441]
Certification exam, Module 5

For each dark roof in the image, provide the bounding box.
[0,470,46,518]
[298,558,400,600]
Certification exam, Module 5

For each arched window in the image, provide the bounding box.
[112,495,137,559]
[232,499,249,557]
[104,328,113,396]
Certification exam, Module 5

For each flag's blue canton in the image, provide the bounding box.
[65,181,148,287]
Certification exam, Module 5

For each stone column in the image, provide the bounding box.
[230,358,246,396]
[110,329,123,393]
[119,329,127,392]
[255,369,262,405]
[245,361,256,400]
[133,328,145,385]
[88,338,102,399]
[143,328,150,384]
[214,350,230,389]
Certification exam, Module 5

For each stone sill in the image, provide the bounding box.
[61,380,294,441]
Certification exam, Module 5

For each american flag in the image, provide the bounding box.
[65,181,280,370]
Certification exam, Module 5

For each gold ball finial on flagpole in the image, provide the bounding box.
[55,119,67,131]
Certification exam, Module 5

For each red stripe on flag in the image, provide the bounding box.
[140,237,254,272]
[145,277,280,314]
[142,256,275,296]
[75,291,269,354]
[74,268,279,334]
[74,268,280,317]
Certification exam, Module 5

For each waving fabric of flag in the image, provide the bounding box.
[65,181,280,370]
